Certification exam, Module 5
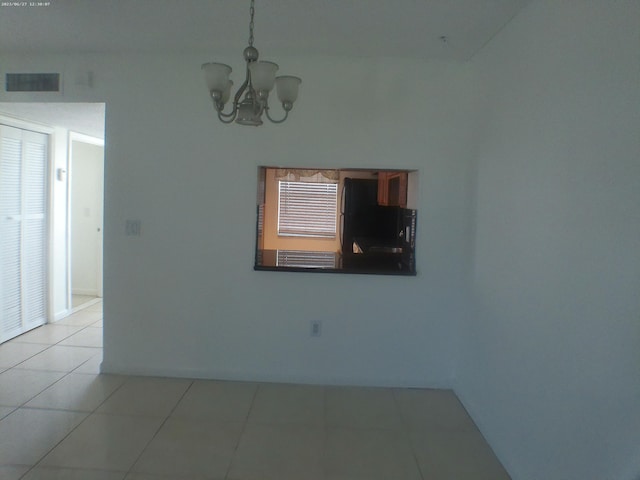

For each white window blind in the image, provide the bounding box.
[278,180,338,238]
[276,250,337,269]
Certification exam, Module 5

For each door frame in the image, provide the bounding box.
[67,131,105,312]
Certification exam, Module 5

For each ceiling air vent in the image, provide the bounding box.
[5,73,61,92]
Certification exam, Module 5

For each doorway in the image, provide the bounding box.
[0,102,105,327]
[69,133,104,312]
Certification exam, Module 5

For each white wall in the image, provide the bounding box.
[457,1,640,479]
[51,126,70,319]
[0,53,478,386]
[70,140,103,296]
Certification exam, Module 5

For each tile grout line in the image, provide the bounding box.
[19,378,140,480]
[9,320,99,349]
[0,316,84,369]
[6,306,103,375]
[0,342,56,371]
[18,465,127,479]
[1,304,102,372]
[13,305,117,479]
[222,382,262,480]
[69,347,103,374]
[321,385,329,480]
[18,402,90,479]
[123,379,196,477]
[0,311,104,410]
[6,329,103,405]
[19,361,128,479]
[2,307,105,479]
[391,388,427,480]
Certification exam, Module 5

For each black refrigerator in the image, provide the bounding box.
[341,178,377,254]
[340,178,406,255]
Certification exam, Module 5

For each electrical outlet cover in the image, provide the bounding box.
[311,320,322,337]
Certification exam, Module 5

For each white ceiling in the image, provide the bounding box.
[0,1,530,135]
[0,103,105,140]
[0,0,531,61]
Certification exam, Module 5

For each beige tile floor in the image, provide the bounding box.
[0,301,510,480]
[71,295,100,309]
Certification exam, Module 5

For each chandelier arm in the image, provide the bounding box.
[217,111,237,124]
[235,78,250,103]
[264,106,289,124]
[215,76,251,119]
[217,109,236,119]
[216,99,242,119]
[215,101,237,119]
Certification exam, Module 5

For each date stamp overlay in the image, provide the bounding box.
[1,2,52,7]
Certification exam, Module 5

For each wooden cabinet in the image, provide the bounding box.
[377,171,408,207]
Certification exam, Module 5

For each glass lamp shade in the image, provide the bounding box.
[249,61,279,92]
[202,62,232,92]
[275,76,302,103]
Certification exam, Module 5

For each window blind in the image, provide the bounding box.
[276,250,337,269]
[278,181,338,238]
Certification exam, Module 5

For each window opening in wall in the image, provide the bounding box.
[256,166,418,275]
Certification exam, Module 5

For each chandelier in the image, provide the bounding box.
[202,0,302,126]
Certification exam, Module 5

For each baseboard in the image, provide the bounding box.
[70,297,101,314]
[71,289,99,296]
[99,361,453,389]
[53,309,69,322]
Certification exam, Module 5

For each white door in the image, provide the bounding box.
[0,124,48,343]
[70,139,104,300]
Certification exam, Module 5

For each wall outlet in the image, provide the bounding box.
[310,320,322,337]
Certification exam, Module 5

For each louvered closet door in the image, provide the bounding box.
[0,126,23,341]
[0,125,48,343]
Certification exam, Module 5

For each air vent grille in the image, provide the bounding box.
[5,73,61,92]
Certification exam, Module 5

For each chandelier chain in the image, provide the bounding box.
[248,0,255,46]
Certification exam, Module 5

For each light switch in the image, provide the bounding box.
[125,220,141,236]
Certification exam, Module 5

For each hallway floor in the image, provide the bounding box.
[71,294,100,309]
[0,301,510,479]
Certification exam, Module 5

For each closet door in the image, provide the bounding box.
[22,130,48,332]
[0,125,48,343]
[0,126,23,342]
